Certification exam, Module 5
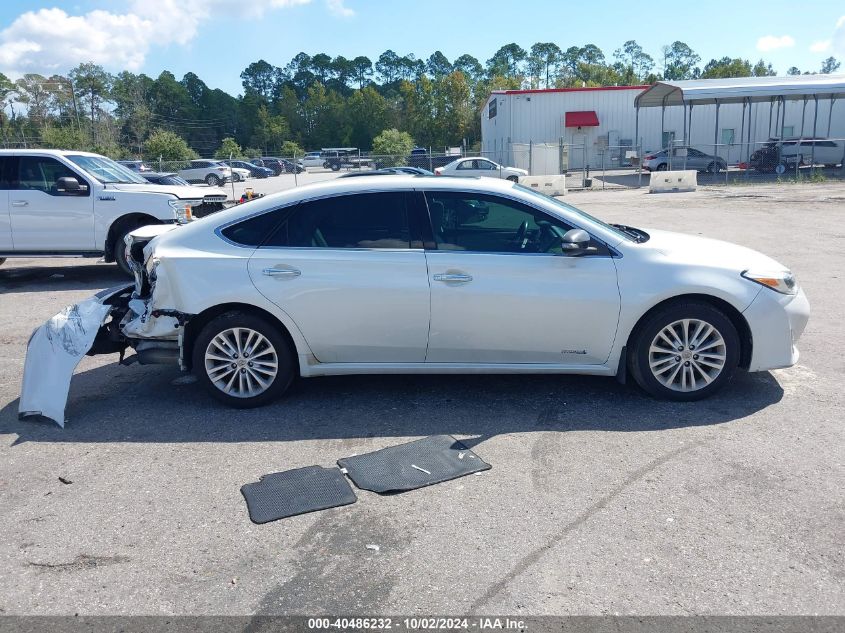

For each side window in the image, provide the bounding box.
[478,160,496,170]
[16,157,80,194]
[455,160,474,170]
[266,192,411,249]
[0,157,10,190]
[220,209,287,247]
[425,191,575,254]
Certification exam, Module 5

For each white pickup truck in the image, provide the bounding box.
[0,149,227,274]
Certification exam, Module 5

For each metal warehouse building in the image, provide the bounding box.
[481,75,845,172]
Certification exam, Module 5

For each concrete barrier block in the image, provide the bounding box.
[519,174,567,197]
[649,170,697,193]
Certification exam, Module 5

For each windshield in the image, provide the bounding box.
[514,184,635,241]
[67,155,148,184]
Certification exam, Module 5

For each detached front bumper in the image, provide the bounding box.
[743,286,810,372]
[19,285,133,427]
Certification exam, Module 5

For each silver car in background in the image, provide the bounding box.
[642,147,728,173]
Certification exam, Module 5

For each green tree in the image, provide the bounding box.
[528,43,562,89]
[752,59,776,77]
[251,104,290,153]
[701,57,753,79]
[69,63,112,146]
[661,41,700,80]
[453,54,483,82]
[376,50,402,83]
[350,56,373,88]
[215,136,242,158]
[486,43,527,79]
[40,125,87,150]
[786,66,802,75]
[426,51,453,77]
[240,59,278,100]
[821,56,841,74]
[372,128,414,166]
[144,129,196,161]
[614,40,654,82]
[280,140,304,156]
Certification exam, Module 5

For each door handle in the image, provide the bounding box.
[11,200,28,207]
[433,273,473,283]
[262,267,301,278]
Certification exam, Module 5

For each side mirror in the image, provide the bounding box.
[56,176,86,195]
[560,228,592,256]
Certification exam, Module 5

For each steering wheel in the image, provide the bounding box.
[514,220,529,249]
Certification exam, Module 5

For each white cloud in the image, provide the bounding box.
[0,0,312,76]
[756,34,795,52]
[810,40,831,53]
[809,15,845,58]
[326,0,355,18]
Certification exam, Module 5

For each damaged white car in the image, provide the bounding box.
[20,176,809,426]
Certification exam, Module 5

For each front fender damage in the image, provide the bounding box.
[18,226,193,427]
[19,285,132,427]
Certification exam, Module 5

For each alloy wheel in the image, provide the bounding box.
[648,318,727,392]
[204,327,279,398]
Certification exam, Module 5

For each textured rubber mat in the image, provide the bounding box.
[241,465,356,524]
[337,435,491,494]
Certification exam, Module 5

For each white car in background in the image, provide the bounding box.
[298,152,327,168]
[20,176,809,426]
[435,157,528,182]
[178,159,233,186]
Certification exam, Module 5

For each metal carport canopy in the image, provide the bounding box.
[635,74,845,107]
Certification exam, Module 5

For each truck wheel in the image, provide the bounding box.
[205,174,221,186]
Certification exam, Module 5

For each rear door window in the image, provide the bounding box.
[266,192,412,249]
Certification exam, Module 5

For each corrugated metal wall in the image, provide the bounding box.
[481,88,844,171]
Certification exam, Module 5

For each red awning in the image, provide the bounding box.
[565,111,600,127]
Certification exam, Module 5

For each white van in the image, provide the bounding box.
[780,138,843,167]
[0,150,227,273]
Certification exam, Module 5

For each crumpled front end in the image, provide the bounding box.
[18,224,189,428]
[19,285,132,427]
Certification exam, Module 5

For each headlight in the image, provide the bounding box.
[741,269,798,295]
[168,199,199,223]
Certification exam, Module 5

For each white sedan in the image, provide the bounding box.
[435,157,528,182]
[20,176,809,425]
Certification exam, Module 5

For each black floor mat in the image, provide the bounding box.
[337,435,491,494]
[241,465,356,524]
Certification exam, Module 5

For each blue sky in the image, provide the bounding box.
[0,0,843,95]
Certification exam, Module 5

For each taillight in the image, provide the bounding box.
[434,169,442,175]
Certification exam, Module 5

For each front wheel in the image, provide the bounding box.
[628,302,740,401]
[706,162,720,174]
[193,311,295,408]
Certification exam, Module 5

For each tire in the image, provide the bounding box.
[507,175,519,183]
[112,222,150,277]
[656,163,668,171]
[330,162,340,172]
[0,258,5,267]
[232,172,242,183]
[205,173,221,186]
[628,301,740,401]
[706,162,719,174]
[192,311,295,408]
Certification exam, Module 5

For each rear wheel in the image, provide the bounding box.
[193,311,295,408]
[629,301,740,401]
[330,162,340,172]
[205,173,221,186]
[706,161,720,173]
[656,163,668,171]
[232,172,242,182]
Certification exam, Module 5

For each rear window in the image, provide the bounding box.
[220,210,286,247]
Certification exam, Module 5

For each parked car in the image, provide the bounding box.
[142,172,191,186]
[642,147,728,173]
[435,157,528,182]
[407,147,461,170]
[321,148,373,171]
[117,160,153,172]
[19,175,810,425]
[229,165,251,182]
[298,152,325,168]
[251,157,304,175]
[339,167,434,178]
[178,159,232,186]
[0,149,224,274]
[750,138,842,172]
[226,160,273,179]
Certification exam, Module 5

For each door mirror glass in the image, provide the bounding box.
[560,228,592,256]
[56,176,86,195]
